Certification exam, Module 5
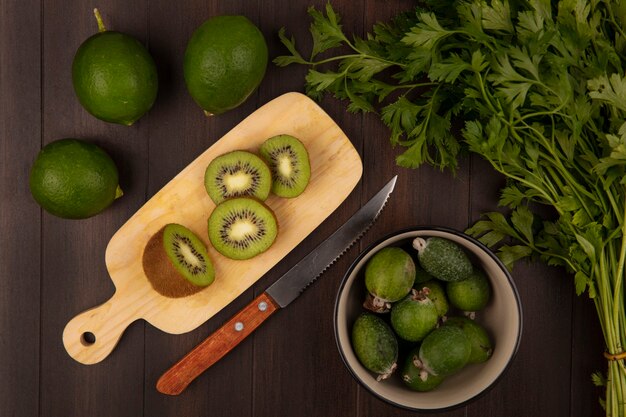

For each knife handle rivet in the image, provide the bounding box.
[234,322,244,332]
[258,302,268,312]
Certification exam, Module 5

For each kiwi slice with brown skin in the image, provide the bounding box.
[204,150,272,204]
[143,224,215,298]
[259,135,310,198]
[208,197,278,260]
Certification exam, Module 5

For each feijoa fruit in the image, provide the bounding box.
[444,316,493,364]
[446,270,491,312]
[351,313,398,381]
[414,264,435,284]
[419,326,471,376]
[418,279,449,318]
[363,247,415,312]
[412,237,472,282]
[401,347,446,392]
[390,289,438,342]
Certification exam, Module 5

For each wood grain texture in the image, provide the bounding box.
[0,0,609,416]
[62,92,362,365]
[571,290,606,417]
[141,2,260,416]
[39,2,149,417]
[157,292,279,395]
[0,2,41,417]
[354,1,469,416]
[251,3,364,417]
[466,156,579,417]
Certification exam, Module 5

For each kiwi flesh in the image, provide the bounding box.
[204,150,272,204]
[142,223,215,298]
[208,197,278,260]
[259,135,310,198]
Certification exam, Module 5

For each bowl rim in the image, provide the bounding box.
[333,225,523,412]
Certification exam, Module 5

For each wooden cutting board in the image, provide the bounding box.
[63,92,363,365]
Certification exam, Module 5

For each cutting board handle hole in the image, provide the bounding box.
[81,332,96,346]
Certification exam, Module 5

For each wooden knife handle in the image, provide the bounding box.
[156,292,279,395]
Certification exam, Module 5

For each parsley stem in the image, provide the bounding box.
[474,71,499,115]
[308,54,405,68]
[516,108,571,124]
[388,82,438,91]
[604,0,626,40]
[611,195,626,355]
[498,218,577,271]
[486,154,557,207]
[283,3,626,412]
[516,122,597,219]
[599,254,617,356]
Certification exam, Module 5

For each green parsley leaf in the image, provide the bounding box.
[274,28,308,66]
[402,13,452,50]
[481,0,514,33]
[308,3,348,59]
[428,53,472,83]
[497,245,533,269]
[588,73,626,112]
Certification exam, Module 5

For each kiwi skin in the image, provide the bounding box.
[142,226,211,298]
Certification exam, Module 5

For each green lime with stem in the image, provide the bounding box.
[72,9,158,125]
[29,139,123,219]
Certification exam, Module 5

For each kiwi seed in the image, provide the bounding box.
[142,223,215,298]
[208,197,278,260]
[204,150,272,204]
[259,135,310,198]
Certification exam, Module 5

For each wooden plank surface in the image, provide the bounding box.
[0,1,41,417]
[62,92,362,365]
[38,2,149,417]
[0,0,607,416]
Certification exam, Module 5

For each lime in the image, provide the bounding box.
[72,9,158,125]
[183,15,268,115]
[29,139,122,219]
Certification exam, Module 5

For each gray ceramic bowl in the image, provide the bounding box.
[334,227,522,411]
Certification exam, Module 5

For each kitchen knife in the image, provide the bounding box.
[156,176,397,395]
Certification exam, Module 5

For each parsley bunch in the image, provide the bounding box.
[276,0,626,414]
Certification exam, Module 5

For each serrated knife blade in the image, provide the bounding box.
[266,175,396,307]
[156,176,397,395]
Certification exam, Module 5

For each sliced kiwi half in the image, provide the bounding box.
[208,197,278,260]
[204,150,272,204]
[259,135,310,198]
[142,223,215,298]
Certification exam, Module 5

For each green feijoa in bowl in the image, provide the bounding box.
[363,247,415,312]
[418,279,449,317]
[419,325,471,376]
[401,346,446,392]
[351,313,398,381]
[413,237,472,282]
[390,290,438,342]
[447,270,492,313]
[444,316,493,364]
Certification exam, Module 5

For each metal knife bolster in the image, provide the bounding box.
[266,175,397,307]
